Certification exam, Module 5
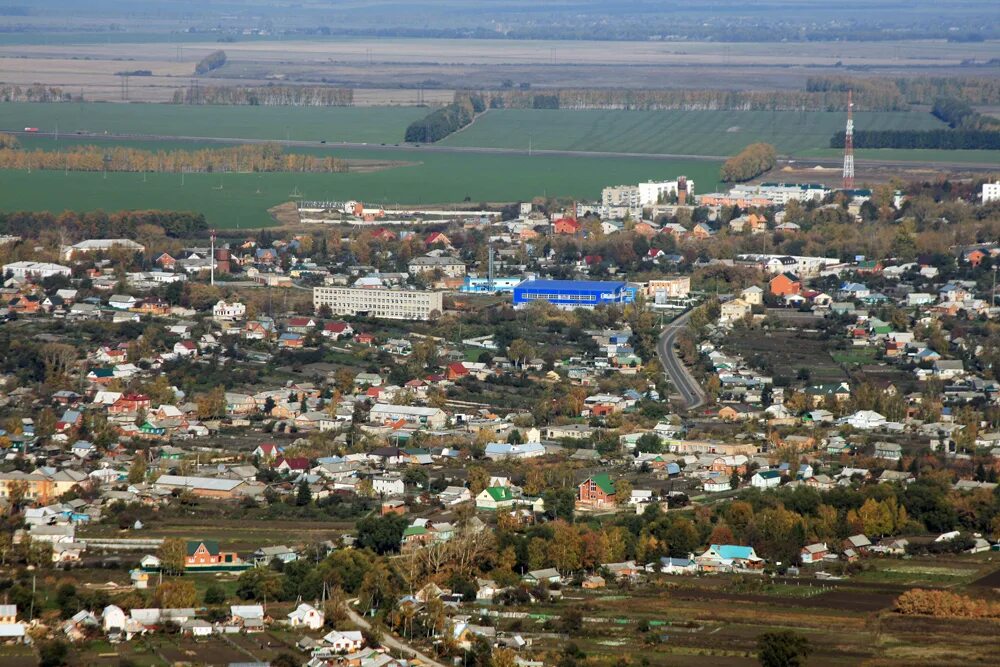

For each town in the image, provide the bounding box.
[0,165,999,667]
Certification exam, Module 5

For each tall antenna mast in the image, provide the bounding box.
[210,230,216,286]
[487,242,494,293]
[842,89,855,191]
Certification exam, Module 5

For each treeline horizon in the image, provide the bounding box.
[0,139,348,174]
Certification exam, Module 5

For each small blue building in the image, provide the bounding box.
[513,279,632,309]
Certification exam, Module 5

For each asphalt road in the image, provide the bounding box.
[10,129,1000,171]
[657,309,707,412]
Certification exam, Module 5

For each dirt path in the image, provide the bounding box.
[345,602,448,667]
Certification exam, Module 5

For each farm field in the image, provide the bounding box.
[723,328,850,386]
[441,109,948,156]
[0,102,425,144]
[0,150,722,227]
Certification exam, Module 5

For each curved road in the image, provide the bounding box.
[657,310,706,412]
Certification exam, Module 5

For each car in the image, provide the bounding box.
[320,140,326,144]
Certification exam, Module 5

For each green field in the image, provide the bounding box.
[0,150,722,227]
[0,102,425,144]
[441,109,949,156]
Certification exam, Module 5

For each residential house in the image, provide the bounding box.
[577,473,616,508]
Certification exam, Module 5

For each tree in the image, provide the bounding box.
[296,480,312,506]
[154,579,197,608]
[38,640,70,667]
[757,630,812,667]
[467,465,489,495]
[128,455,148,484]
[356,514,408,555]
[615,479,633,506]
[157,538,187,574]
[196,386,226,419]
[204,582,226,605]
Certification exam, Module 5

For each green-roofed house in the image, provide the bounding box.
[476,485,515,511]
[185,540,242,569]
[401,524,432,551]
[578,473,617,508]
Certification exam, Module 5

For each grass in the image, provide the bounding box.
[0,102,426,144]
[441,109,948,156]
[831,348,878,365]
[0,150,722,227]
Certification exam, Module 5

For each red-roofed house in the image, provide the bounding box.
[769,272,801,297]
[173,340,198,357]
[286,317,317,334]
[322,321,354,340]
[274,457,310,473]
[446,362,470,381]
[425,232,452,247]
[254,443,283,460]
[355,333,375,346]
[155,253,177,270]
[553,218,581,235]
[109,393,152,415]
[370,228,397,242]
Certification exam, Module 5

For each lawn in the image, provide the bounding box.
[0,150,722,227]
[441,109,948,156]
[0,102,426,144]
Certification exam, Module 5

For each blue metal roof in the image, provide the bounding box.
[516,279,627,291]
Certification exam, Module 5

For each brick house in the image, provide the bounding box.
[185,540,240,568]
[553,218,581,235]
[578,473,617,508]
[769,272,801,297]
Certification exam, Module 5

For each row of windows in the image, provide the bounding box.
[520,292,601,302]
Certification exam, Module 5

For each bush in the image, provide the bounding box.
[195,50,227,75]
[721,143,776,182]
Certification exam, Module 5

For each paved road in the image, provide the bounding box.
[656,309,706,411]
[345,601,447,667]
[10,130,1000,171]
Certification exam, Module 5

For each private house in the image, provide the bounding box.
[750,470,781,489]
[696,544,763,572]
[476,486,515,511]
[322,321,353,340]
[185,541,242,569]
[321,630,365,653]
[577,473,616,508]
[769,272,801,297]
[719,298,752,323]
[800,543,828,564]
[874,442,902,461]
[553,218,581,235]
[286,603,324,630]
[522,568,562,585]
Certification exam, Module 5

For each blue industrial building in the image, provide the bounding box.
[513,279,632,309]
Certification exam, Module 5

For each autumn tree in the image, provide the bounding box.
[154,579,197,608]
[157,538,187,574]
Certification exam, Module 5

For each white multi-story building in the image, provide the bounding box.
[2,261,72,280]
[602,179,695,209]
[407,255,467,277]
[212,300,247,321]
[645,277,690,300]
[983,182,1000,204]
[313,287,443,321]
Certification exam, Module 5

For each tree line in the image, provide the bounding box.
[830,129,1000,150]
[404,94,484,143]
[0,143,347,174]
[931,97,1000,130]
[171,84,354,106]
[0,84,75,102]
[194,50,227,75]
[720,142,777,182]
[0,209,207,239]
